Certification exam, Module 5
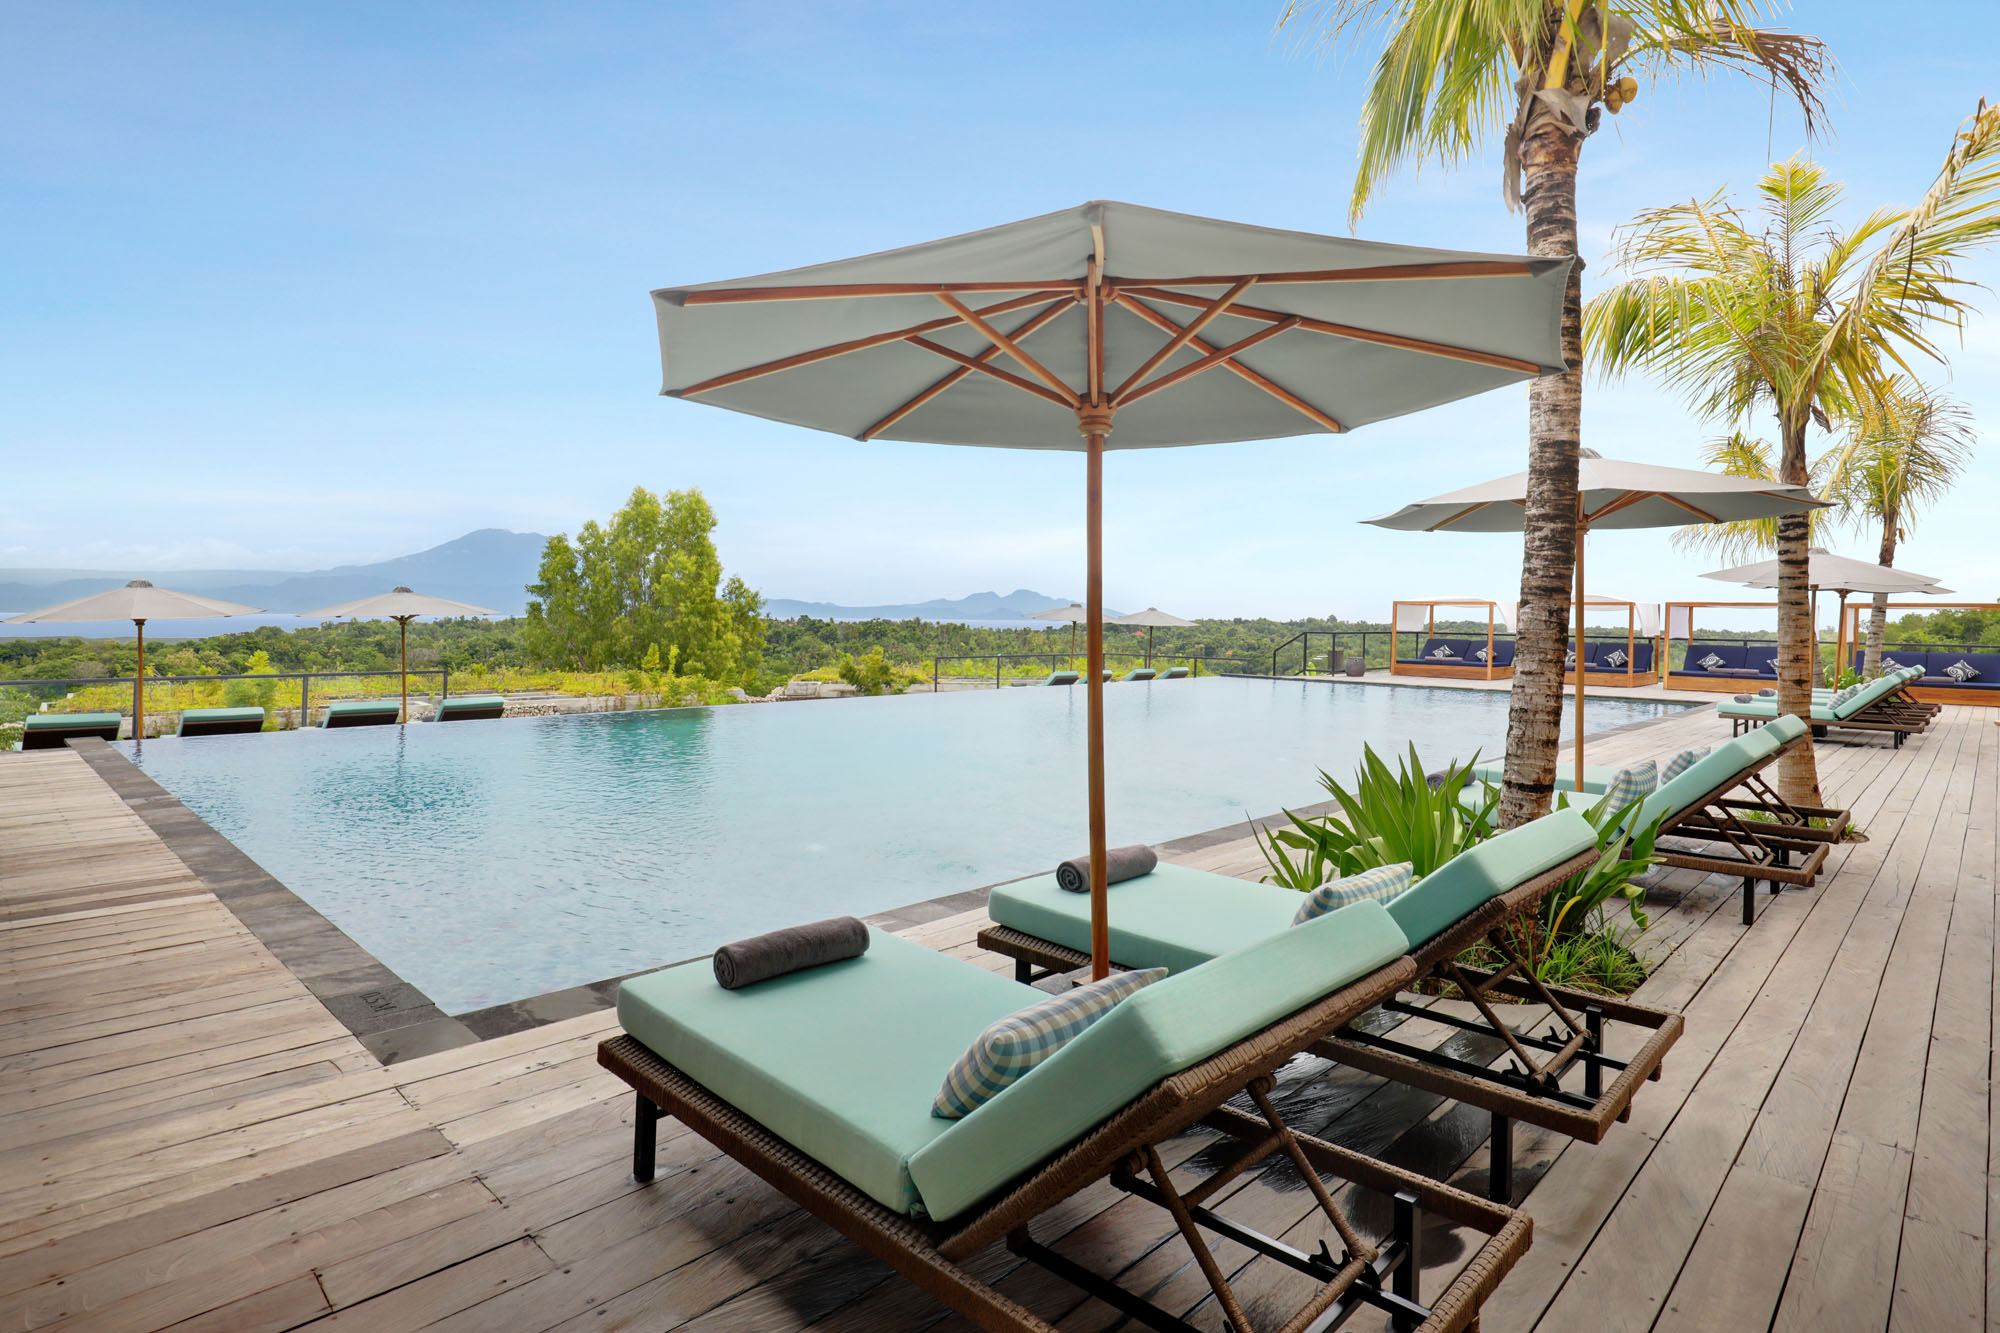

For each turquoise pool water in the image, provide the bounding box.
[119,680,1685,1013]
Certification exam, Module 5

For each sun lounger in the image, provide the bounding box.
[600,904,1532,1332]
[1040,671,1079,686]
[979,811,1684,1201]
[176,706,266,737]
[1159,666,1189,679]
[1717,666,1929,745]
[1122,668,1156,682]
[432,694,505,722]
[20,712,122,749]
[320,700,401,728]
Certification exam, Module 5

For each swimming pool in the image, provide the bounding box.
[120,680,1685,1013]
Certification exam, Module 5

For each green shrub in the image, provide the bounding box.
[837,648,900,696]
[1256,744,1495,889]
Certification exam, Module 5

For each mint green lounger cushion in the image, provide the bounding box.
[1384,809,1597,946]
[439,694,505,712]
[1470,759,1619,795]
[617,929,1028,1217]
[24,712,121,731]
[908,900,1409,1220]
[987,864,1302,974]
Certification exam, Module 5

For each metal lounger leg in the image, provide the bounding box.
[1742,876,1757,927]
[1391,1191,1422,1333]
[1489,1112,1512,1203]
[634,1091,660,1182]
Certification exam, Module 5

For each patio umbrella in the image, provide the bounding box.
[298,587,496,724]
[1703,546,1950,680]
[1026,602,1088,659]
[1111,606,1196,668]
[3,580,262,740]
[653,199,1571,977]
[1366,449,1826,790]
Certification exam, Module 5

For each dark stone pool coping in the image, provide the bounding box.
[72,698,1698,1062]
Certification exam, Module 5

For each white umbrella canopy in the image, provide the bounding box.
[1703,547,1951,679]
[298,586,497,724]
[1110,607,1196,668]
[1365,449,1827,788]
[656,200,1572,978]
[1026,602,1089,657]
[4,580,263,739]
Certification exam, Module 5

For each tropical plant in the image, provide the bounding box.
[523,486,765,684]
[1257,744,1496,889]
[1834,380,1975,676]
[1543,789,1662,934]
[1586,102,2000,804]
[1280,0,1829,830]
[837,647,900,696]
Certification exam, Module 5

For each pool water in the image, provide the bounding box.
[120,680,1684,1013]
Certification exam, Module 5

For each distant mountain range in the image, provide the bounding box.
[1,532,1089,627]
[764,589,1090,622]
[0,529,549,618]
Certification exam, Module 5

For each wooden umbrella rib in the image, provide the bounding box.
[859,300,1074,440]
[681,279,1085,305]
[1583,491,1655,524]
[1653,493,1721,523]
[1110,277,1255,401]
[1112,318,1301,408]
[1113,294,1342,432]
[935,293,1080,406]
[1122,287,1540,375]
[1426,501,1494,532]
[676,291,1069,397]
[908,337,1074,408]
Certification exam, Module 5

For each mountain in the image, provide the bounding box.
[763,589,1096,623]
[0,529,549,617]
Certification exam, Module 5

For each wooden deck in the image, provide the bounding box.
[1,702,1993,1331]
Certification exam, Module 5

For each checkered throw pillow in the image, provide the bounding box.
[1881,656,1906,671]
[1602,760,1657,810]
[1427,643,1458,660]
[1473,646,1490,662]
[1697,652,1727,670]
[1291,862,1415,926]
[1661,747,1710,782]
[1767,658,1781,673]
[933,967,1166,1119]
[1946,659,1981,682]
[1564,649,1578,669]
[1602,648,1629,669]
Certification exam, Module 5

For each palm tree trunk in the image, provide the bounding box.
[1773,412,1825,807]
[1497,125,1583,830]
[1862,503,1899,678]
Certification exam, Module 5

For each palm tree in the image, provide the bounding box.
[1836,380,1974,676]
[1280,0,1829,827]
[1668,433,1840,562]
[1587,104,2000,805]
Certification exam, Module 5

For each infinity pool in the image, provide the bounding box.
[120,680,1684,1012]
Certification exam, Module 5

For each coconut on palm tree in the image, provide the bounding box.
[1587,103,2000,806]
[1281,0,1829,827]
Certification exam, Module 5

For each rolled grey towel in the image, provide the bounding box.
[1055,844,1157,893]
[1758,688,1777,697]
[713,916,869,990]
[1734,694,1755,702]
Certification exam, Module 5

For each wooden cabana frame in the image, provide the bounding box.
[1563,597,1657,688]
[1662,601,1780,695]
[1389,599,1512,680]
[1839,600,2000,708]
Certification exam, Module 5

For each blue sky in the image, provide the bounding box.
[5,2,1997,623]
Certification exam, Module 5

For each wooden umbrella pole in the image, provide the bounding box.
[133,619,146,741]
[399,617,410,725]
[1573,509,1587,793]
[1080,409,1113,980]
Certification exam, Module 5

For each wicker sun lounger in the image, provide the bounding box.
[600,907,1531,1332]
[20,712,123,748]
[176,706,266,737]
[1159,666,1190,679]
[1040,671,1079,686]
[1122,668,1157,682]
[1717,666,1930,746]
[979,812,1684,1203]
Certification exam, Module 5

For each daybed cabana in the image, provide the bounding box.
[1389,598,1515,680]
[1839,600,2000,708]
[1662,601,1781,694]
[1562,595,1660,688]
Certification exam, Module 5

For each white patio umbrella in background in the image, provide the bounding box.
[4,580,263,740]
[1111,607,1196,668]
[653,199,1571,977]
[299,587,497,724]
[1026,602,1089,659]
[1367,449,1827,791]
[1703,546,1951,680]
